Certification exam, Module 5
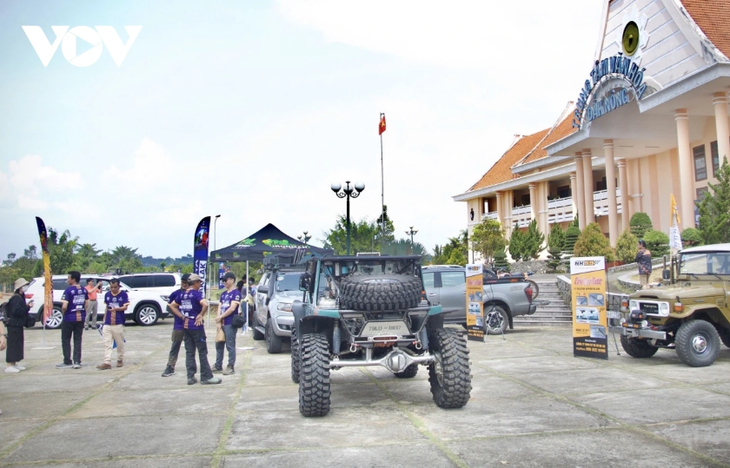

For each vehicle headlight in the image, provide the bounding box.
[659,302,669,316]
[161,295,169,302]
[629,300,638,311]
[277,303,293,312]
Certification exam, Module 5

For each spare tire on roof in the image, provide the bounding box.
[339,274,421,311]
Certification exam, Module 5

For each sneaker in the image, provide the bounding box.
[72,362,82,369]
[4,366,20,374]
[212,366,223,374]
[187,377,198,385]
[222,367,235,375]
[116,360,123,368]
[56,363,73,369]
[96,363,112,370]
[14,365,26,371]
[201,377,222,385]
[161,367,175,377]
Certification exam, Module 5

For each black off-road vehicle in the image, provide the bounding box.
[290,254,472,417]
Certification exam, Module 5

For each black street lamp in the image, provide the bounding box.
[297,231,312,245]
[331,181,365,255]
[405,226,418,252]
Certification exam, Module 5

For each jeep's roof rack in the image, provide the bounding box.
[422,265,463,269]
[356,252,381,256]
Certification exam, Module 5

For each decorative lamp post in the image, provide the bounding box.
[405,226,418,252]
[331,181,365,255]
[297,231,312,245]
[213,214,221,251]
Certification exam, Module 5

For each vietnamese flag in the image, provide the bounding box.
[379,114,386,135]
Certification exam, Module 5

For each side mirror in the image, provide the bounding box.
[257,285,269,294]
[299,272,312,291]
[662,269,670,280]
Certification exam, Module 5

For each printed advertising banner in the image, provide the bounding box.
[193,216,211,297]
[570,257,608,359]
[465,264,485,342]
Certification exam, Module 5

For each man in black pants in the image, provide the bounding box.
[162,274,189,377]
[57,271,89,369]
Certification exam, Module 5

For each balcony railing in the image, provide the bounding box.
[511,205,532,228]
[482,211,499,221]
[547,196,574,224]
[593,187,623,216]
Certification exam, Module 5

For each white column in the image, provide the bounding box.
[582,149,595,224]
[676,109,695,230]
[604,140,618,246]
[504,190,514,237]
[574,154,586,229]
[496,191,503,226]
[618,159,629,233]
[529,183,537,223]
[570,172,578,221]
[714,92,730,168]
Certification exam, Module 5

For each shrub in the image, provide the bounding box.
[493,247,509,271]
[522,220,545,260]
[564,225,581,255]
[615,230,638,263]
[546,224,565,272]
[629,212,653,239]
[573,222,615,261]
[508,223,525,262]
[643,229,670,258]
[681,227,703,247]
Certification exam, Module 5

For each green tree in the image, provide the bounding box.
[470,219,506,266]
[615,230,638,263]
[110,246,144,273]
[546,224,565,272]
[493,247,509,271]
[697,156,730,244]
[324,215,380,255]
[522,220,546,260]
[432,230,468,265]
[629,212,653,239]
[681,227,703,247]
[643,229,670,258]
[564,224,581,255]
[573,222,615,261]
[47,228,78,275]
[374,205,396,246]
[508,223,525,262]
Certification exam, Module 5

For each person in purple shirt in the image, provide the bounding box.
[168,274,221,385]
[161,274,189,377]
[97,279,129,370]
[57,271,89,369]
[214,272,242,375]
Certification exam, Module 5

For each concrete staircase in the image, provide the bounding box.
[513,280,572,326]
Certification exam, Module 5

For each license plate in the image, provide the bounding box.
[360,321,409,337]
[608,311,621,319]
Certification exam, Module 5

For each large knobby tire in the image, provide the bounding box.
[484,305,509,335]
[620,335,659,358]
[394,364,419,378]
[265,318,283,354]
[715,325,730,349]
[676,320,721,367]
[339,274,421,311]
[252,315,265,341]
[299,333,331,417]
[291,328,301,384]
[428,328,471,408]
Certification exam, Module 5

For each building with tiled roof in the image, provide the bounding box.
[454,0,730,260]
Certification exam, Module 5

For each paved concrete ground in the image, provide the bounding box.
[1,320,730,467]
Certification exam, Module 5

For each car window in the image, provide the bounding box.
[275,273,303,292]
[152,275,176,287]
[120,276,147,288]
[52,279,68,290]
[441,271,465,288]
[422,272,435,289]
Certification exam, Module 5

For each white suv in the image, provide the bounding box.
[24,275,170,329]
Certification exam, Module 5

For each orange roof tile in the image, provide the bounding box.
[681,0,730,59]
[521,114,578,164]
[467,128,551,192]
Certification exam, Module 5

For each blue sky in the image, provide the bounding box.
[0,0,604,260]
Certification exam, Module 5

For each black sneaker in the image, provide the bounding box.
[161,367,175,377]
[201,377,222,385]
[55,363,73,369]
[222,367,235,375]
[212,366,223,374]
[187,377,198,385]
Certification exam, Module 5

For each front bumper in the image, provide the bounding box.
[609,325,667,340]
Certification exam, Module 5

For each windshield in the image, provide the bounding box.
[679,252,730,275]
[275,272,303,292]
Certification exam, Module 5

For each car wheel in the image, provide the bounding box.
[394,364,418,378]
[291,326,301,384]
[265,318,283,354]
[676,320,721,367]
[252,314,265,341]
[620,335,658,358]
[134,304,160,326]
[42,306,64,329]
[298,332,331,417]
[427,328,471,408]
[484,305,509,335]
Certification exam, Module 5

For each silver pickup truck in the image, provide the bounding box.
[422,265,537,334]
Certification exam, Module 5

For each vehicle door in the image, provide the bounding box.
[439,270,467,322]
[422,270,439,305]
[256,273,273,326]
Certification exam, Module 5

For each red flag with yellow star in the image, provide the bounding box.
[379,114,386,135]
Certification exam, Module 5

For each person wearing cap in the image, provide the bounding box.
[4,278,33,373]
[57,271,89,369]
[214,272,241,375]
[161,274,190,377]
[168,273,221,385]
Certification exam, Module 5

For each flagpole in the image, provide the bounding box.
[380,113,385,249]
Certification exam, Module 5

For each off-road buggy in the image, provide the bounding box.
[290,254,472,417]
[612,243,730,367]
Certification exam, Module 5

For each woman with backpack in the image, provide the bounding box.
[5,278,32,373]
